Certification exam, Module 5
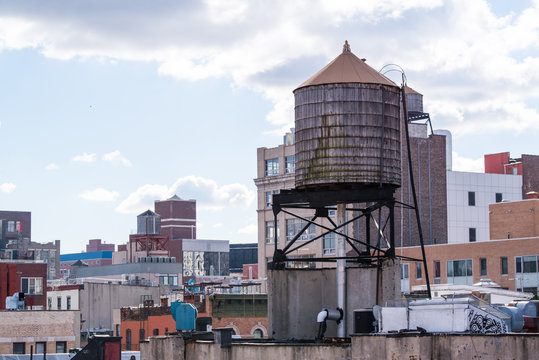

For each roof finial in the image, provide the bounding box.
[343,40,351,53]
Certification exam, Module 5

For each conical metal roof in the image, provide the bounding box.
[295,41,397,91]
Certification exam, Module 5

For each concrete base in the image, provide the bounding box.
[268,260,401,339]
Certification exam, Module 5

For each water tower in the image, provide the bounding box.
[269,42,430,338]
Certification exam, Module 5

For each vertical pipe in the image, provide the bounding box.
[336,203,346,337]
[365,212,371,253]
[428,139,433,244]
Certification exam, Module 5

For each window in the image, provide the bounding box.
[496,193,503,203]
[265,190,279,208]
[323,232,335,255]
[434,261,441,284]
[165,328,169,335]
[415,262,422,280]
[285,155,295,174]
[523,256,537,273]
[253,329,263,339]
[468,191,475,206]
[139,329,145,341]
[21,277,43,295]
[13,343,25,354]
[469,228,476,242]
[48,297,52,309]
[512,167,518,175]
[116,324,120,337]
[480,258,487,276]
[57,297,62,309]
[66,296,71,310]
[153,329,159,336]
[516,256,522,273]
[265,158,279,176]
[265,221,278,244]
[400,263,409,280]
[56,342,67,353]
[447,259,473,277]
[286,219,316,242]
[287,254,316,269]
[501,257,508,275]
[36,342,46,354]
[7,221,15,232]
[126,329,132,351]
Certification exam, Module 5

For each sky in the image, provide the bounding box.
[1,0,539,253]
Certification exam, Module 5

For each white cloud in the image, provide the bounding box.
[45,163,59,171]
[115,176,255,214]
[0,183,16,193]
[237,223,257,234]
[72,152,96,163]
[102,150,132,167]
[78,188,120,202]
[212,223,223,228]
[452,151,484,173]
[0,1,538,136]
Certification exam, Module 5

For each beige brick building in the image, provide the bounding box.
[0,310,80,355]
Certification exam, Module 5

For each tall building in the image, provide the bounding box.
[484,152,539,198]
[86,239,115,252]
[155,195,196,240]
[0,210,31,259]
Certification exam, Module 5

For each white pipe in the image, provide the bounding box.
[336,203,346,337]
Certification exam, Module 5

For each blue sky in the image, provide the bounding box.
[1,0,538,253]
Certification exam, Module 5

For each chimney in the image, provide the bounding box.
[526,191,538,199]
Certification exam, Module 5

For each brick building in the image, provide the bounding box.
[0,260,47,310]
[399,196,539,294]
[484,152,539,198]
[0,210,31,259]
[0,310,80,355]
[86,239,115,252]
[116,293,267,351]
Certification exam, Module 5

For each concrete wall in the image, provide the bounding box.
[268,261,400,339]
[142,333,539,360]
[140,336,351,360]
[352,333,539,360]
[79,282,167,332]
[0,310,80,354]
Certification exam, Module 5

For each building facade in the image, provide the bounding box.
[60,250,113,279]
[399,197,539,294]
[86,239,115,252]
[0,310,80,355]
[0,260,47,310]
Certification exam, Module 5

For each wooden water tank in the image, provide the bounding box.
[294,42,401,189]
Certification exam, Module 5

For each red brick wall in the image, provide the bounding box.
[485,152,510,174]
[523,154,539,198]
[0,262,47,309]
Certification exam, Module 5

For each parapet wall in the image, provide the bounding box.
[141,333,539,360]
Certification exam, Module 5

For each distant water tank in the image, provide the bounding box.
[171,301,198,331]
[294,41,401,189]
[137,210,161,235]
[405,85,423,113]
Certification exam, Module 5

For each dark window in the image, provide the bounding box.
[126,329,132,351]
[468,191,476,206]
[115,324,120,336]
[501,257,508,275]
[66,296,71,310]
[516,257,522,273]
[153,329,159,336]
[56,342,66,353]
[36,342,46,354]
[523,256,537,273]
[139,329,145,341]
[469,228,476,242]
[434,261,441,278]
[57,296,62,309]
[13,343,25,354]
[480,258,487,276]
[165,328,169,335]
[495,193,503,203]
[415,262,422,280]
